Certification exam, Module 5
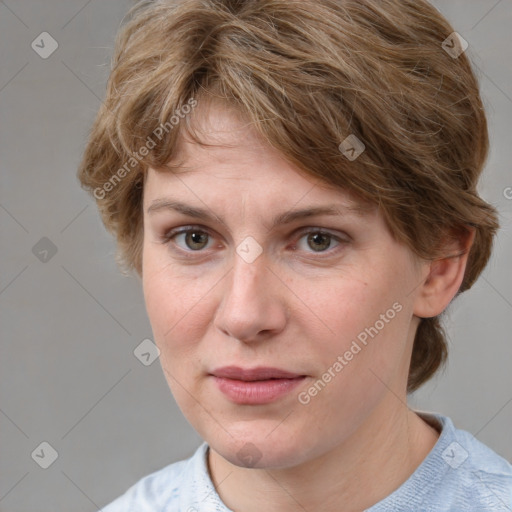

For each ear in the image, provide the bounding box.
[413,227,476,319]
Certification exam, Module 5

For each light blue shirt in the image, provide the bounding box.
[100,412,512,511]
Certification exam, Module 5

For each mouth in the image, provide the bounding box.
[209,366,307,405]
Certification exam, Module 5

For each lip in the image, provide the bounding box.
[209,366,307,405]
[210,366,303,381]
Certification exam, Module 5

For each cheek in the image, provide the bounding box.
[144,272,206,347]
[295,281,410,441]
[309,275,396,347]
[142,264,210,411]
[142,248,218,374]
[303,269,412,389]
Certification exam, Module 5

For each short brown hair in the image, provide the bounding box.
[78,0,499,392]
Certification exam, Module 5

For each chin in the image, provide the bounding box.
[207,423,320,470]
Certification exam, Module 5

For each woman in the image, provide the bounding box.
[78,0,512,510]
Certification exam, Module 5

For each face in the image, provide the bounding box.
[142,101,426,470]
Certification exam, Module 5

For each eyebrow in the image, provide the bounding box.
[147,199,371,230]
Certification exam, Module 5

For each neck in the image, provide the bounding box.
[208,401,440,512]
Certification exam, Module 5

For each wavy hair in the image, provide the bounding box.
[78,0,499,392]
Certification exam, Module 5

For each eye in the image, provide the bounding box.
[293,229,345,255]
[164,227,215,252]
[161,226,348,258]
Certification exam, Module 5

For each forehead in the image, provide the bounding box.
[144,100,375,215]
[164,100,289,174]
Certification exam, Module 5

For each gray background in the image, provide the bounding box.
[0,1,511,511]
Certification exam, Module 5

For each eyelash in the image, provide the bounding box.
[160,225,349,259]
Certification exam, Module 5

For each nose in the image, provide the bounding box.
[213,251,288,344]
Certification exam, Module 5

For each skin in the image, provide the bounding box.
[141,100,474,511]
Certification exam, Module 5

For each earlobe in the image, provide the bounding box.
[413,228,476,319]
